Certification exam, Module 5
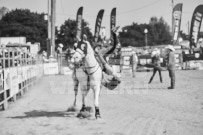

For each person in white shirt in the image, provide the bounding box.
[131,51,138,78]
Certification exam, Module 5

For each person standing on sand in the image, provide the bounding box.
[165,45,176,89]
[148,48,162,84]
[131,51,138,78]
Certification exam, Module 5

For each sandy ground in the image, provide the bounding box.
[0,70,203,135]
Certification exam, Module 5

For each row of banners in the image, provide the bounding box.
[77,4,203,49]
[172,3,203,48]
[74,3,203,50]
[76,6,116,43]
[0,64,44,97]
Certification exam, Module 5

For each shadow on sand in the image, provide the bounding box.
[8,110,76,119]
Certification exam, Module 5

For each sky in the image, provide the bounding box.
[0,0,202,38]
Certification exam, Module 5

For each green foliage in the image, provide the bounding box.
[120,17,172,47]
[56,19,93,49]
[0,7,9,19]
[0,9,172,49]
[0,9,47,50]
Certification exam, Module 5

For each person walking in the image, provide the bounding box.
[165,45,175,89]
[131,51,138,78]
[148,48,162,84]
[57,43,63,73]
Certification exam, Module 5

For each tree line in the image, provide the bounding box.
[0,8,188,51]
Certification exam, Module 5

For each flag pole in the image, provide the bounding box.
[171,0,174,45]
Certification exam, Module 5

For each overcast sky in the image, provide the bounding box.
[0,0,202,37]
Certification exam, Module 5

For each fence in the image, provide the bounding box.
[0,47,43,110]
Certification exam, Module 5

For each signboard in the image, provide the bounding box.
[146,59,152,64]
[172,3,183,44]
[121,48,133,56]
[0,37,26,45]
[61,67,73,75]
[30,44,39,55]
[122,65,131,70]
[123,56,130,61]
[76,7,83,40]
[139,59,147,65]
[183,51,202,61]
[110,8,116,38]
[43,62,59,75]
[189,5,203,48]
[121,48,132,52]
[123,60,130,66]
[94,9,104,42]
[173,45,182,49]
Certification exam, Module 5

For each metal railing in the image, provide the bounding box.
[0,47,43,110]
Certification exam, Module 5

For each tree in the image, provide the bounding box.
[120,23,148,47]
[0,7,9,20]
[149,17,171,45]
[0,9,47,50]
[119,17,172,47]
[56,19,93,49]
